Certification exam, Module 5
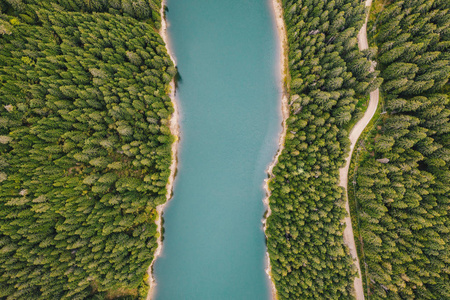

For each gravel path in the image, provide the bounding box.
[339,1,379,299]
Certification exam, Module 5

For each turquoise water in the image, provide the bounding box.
[153,0,281,298]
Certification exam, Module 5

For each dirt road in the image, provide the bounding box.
[339,0,379,299]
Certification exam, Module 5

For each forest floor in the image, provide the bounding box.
[339,0,379,299]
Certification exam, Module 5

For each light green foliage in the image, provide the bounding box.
[0,0,173,299]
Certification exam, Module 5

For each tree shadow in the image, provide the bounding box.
[174,68,182,94]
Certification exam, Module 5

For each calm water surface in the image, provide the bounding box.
[153,0,281,298]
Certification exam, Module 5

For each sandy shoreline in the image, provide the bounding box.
[146,0,287,298]
[146,2,180,299]
[263,0,289,299]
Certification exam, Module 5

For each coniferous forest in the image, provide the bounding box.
[354,0,450,299]
[1,0,449,299]
[0,0,175,298]
[266,0,380,299]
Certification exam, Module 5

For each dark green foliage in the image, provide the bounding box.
[266,0,379,299]
[0,1,173,299]
[355,0,450,298]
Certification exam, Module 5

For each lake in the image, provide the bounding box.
[152,0,282,298]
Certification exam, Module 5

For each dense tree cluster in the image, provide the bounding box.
[2,0,162,28]
[266,0,380,298]
[0,1,174,299]
[354,0,450,299]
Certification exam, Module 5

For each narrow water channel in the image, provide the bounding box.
[153,0,282,298]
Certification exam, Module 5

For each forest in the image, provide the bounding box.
[266,0,380,299]
[0,0,175,299]
[353,0,450,298]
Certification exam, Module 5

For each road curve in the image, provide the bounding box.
[339,0,379,299]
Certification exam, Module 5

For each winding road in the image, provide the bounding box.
[339,0,379,299]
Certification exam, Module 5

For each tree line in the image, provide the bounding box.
[0,0,174,299]
[354,0,450,298]
[266,0,380,298]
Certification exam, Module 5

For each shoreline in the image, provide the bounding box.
[146,2,180,299]
[263,0,289,299]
